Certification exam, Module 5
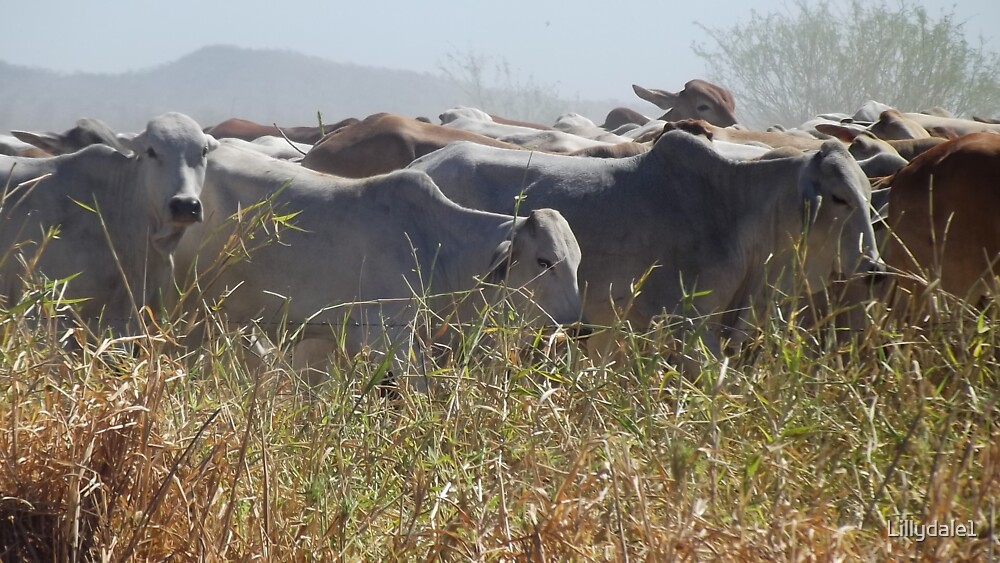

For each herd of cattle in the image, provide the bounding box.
[2,79,999,384]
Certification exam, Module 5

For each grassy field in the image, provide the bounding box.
[1,277,998,561]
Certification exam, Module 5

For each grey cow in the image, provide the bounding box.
[408,130,884,357]
[12,117,134,155]
[0,112,218,335]
[174,145,584,389]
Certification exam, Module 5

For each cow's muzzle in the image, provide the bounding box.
[169,196,203,224]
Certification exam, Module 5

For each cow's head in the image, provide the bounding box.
[487,208,586,329]
[634,80,738,127]
[11,117,131,156]
[122,113,219,255]
[799,141,886,288]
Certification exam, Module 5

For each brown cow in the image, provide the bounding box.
[300,112,524,178]
[205,117,358,144]
[600,107,650,131]
[600,79,738,130]
[668,119,828,151]
[885,132,1000,307]
[633,80,738,126]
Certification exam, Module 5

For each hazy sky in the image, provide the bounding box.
[3,0,999,101]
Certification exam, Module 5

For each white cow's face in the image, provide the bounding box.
[801,142,885,288]
[491,209,585,327]
[127,113,219,255]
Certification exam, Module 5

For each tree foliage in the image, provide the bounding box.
[693,1,1000,127]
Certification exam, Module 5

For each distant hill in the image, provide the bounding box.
[0,45,639,133]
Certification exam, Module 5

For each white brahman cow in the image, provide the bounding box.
[175,144,585,390]
[0,112,217,335]
[409,129,885,359]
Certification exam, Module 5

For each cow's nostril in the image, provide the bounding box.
[169,196,202,222]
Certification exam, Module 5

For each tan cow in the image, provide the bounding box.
[300,113,524,178]
[868,110,932,140]
[632,80,739,126]
[600,79,739,132]
[600,107,651,131]
[667,119,829,151]
[205,117,358,144]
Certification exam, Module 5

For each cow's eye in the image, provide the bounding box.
[830,194,849,206]
[202,145,209,158]
[697,104,711,112]
[146,147,157,159]
[537,258,553,270]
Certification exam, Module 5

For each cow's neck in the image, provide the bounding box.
[735,156,820,295]
[433,212,519,318]
[73,149,173,324]
[121,156,176,317]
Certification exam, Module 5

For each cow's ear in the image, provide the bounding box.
[818,139,844,157]
[118,131,147,156]
[112,133,139,156]
[524,210,544,236]
[206,134,220,152]
[814,123,860,142]
[633,85,678,110]
[486,240,513,284]
[801,152,826,223]
[11,130,62,154]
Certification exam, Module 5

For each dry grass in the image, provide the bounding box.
[1,277,997,562]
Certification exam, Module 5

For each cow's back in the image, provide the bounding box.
[409,133,732,327]
[185,148,472,324]
[886,132,1000,302]
[301,113,520,178]
[410,141,627,214]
